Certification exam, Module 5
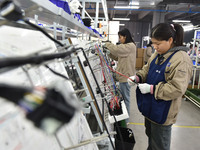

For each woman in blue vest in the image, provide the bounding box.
[128,23,193,150]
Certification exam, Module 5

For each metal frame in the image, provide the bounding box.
[185,29,200,108]
[192,30,200,89]
[70,56,104,132]
[14,0,101,38]
[79,0,109,31]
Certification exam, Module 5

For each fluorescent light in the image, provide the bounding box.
[150,2,155,5]
[114,6,140,9]
[119,24,125,26]
[183,24,194,32]
[113,18,130,21]
[129,2,139,5]
[172,20,191,23]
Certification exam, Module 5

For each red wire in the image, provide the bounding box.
[98,48,115,96]
[95,45,136,111]
[99,53,134,82]
[107,65,131,80]
[96,46,123,110]
[95,45,134,81]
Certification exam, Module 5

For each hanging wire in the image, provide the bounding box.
[95,44,117,92]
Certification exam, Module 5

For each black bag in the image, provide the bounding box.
[115,127,136,150]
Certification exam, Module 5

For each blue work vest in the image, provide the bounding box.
[136,51,177,124]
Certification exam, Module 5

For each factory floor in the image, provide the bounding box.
[128,85,200,150]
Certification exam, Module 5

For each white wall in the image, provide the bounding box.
[108,21,120,44]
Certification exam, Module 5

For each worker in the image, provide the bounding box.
[105,28,136,121]
[187,44,197,57]
[144,41,153,64]
[128,23,193,150]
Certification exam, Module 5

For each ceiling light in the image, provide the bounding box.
[183,24,194,32]
[172,20,191,23]
[129,2,139,5]
[150,2,155,5]
[113,18,130,21]
[114,6,140,9]
[119,24,125,26]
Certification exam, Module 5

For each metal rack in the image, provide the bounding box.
[185,29,200,108]
[14,0,101,38]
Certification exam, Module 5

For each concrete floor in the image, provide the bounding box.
[128,85,200,150]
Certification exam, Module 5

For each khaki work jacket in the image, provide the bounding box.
[106,42,136,83]
[144,46,152,63]
[137,50,193,125]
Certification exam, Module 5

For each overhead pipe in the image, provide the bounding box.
[86,7,200,14]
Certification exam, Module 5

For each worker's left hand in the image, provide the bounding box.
[138,83,153,94]
[105,49,110,54]
[102,45,110,54]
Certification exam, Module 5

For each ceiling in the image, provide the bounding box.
[84,0,200,26]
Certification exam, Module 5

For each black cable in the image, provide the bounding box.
[0,2,124,147]
[79,47,126,150]
[76,56,115,149]
[99,47,126,149]
[103,95,125,150]
[21,18,124,148]
[70,60,80,89]
[21,15,123,149]
[0,1,64,47]
[0,47,75,69]
[21,18,84,87]
[0,83,76,133]
[23,19,64,47]
[0,83,31,103]
[101,51,118,95]
[44,64,69,81]
[96,48,127,150]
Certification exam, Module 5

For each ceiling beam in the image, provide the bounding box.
[165,5,200,20]
[165,6,188,20]
[161,0,200,4]
[125,10,131,18]
[138,11,151,20]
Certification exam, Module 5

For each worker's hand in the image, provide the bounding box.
[102,45,110,54]
[105,49,110,54]
[127,75,139,86]
[138,83,153,94]
[102,40,111,43]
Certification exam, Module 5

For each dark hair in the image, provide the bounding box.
[118,28,135,44]
[190,44,197,49]
[150,23,184,46]
[147,41,152,47]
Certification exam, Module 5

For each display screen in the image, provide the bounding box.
[196,31,200,39]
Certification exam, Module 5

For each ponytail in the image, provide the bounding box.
[173,23,184,46]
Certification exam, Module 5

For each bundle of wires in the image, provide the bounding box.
[95,44,121,112]
[109,96,120,111]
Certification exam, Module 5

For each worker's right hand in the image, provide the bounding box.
[127,75,139,86]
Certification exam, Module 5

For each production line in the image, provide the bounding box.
[0,0,200,150]
[0,19,129,150]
